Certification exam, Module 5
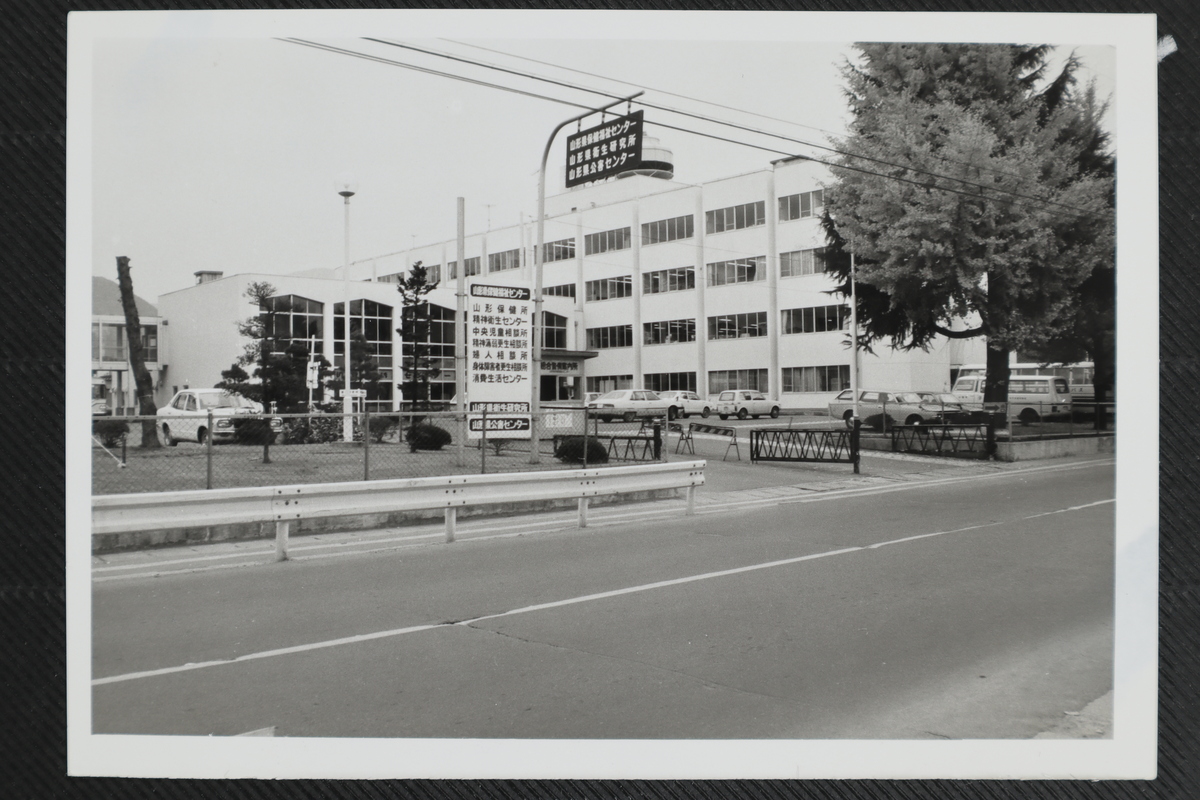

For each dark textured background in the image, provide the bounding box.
[5,1,1191,796]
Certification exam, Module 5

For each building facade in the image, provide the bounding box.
[147,154,984,413]
[369,156,984,408]
[92,277,165,415]
[154,270,580,412]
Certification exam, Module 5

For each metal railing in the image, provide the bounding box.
[749,422,861,473]
[94,460,707,560]
[890,424,994,459]
[91,408,664,495]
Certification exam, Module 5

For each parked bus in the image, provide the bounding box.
[955,362,1097,403]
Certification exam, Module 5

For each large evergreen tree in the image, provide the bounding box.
[822,44,1114,407]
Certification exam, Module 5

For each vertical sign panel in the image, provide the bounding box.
[467,283,533,439]
[565,110,644,188]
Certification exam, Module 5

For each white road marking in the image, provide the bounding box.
[93,458,1113,581]
[91,494,1114,687]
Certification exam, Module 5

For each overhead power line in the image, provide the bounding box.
[280,37,1096,219]
[369,37,1061,209]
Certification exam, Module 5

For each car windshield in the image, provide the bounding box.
[197,392,252,410]
[892,393,924,404]
[597,391,627,401]
[925,393,960,404]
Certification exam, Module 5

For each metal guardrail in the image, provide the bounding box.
[749,425,860,472]
[93,460,707,560]
[890,424,993,459]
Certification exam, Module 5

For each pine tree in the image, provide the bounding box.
[395,262,441,412]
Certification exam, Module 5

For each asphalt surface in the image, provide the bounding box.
[92,452,1114,740]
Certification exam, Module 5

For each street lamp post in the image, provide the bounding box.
[337,174,358,442]
[532,92,643,463]
[850,248,860,422]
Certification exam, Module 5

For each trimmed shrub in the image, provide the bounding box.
[93,418,130,448]
[282,415,358,444]
[233,417,277,445]
[405,422,452,451]
[554,436,609,464]
[369,415,399,443]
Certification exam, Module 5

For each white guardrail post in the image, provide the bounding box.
[93,461,707,554]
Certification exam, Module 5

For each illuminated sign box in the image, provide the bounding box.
[565,110,644,188]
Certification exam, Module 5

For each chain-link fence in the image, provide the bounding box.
[91,406,669,495]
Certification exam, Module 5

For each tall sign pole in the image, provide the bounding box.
[456,197,467,466]
[533,92,644,463]
[850,249,860,422]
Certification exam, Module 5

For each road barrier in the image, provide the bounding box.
[93,460,706,561]
[890,423,994,459]
[749,424,860,473]
[678,423,741,461]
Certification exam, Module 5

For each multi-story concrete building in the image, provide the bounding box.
[368,153,984,408]
[150,149,984,413]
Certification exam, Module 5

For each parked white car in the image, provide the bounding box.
[656,390,712,419]
[157,388,283,445]
[827,389,948,429]
[716,390,780,420]
[586,389,671,423]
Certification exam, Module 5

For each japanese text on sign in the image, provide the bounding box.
[565,110,644,188]
[467,283,533,438]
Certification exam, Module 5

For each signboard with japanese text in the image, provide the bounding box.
[541,359,580,375]
[565,109,643,188]
[467,283,533,439]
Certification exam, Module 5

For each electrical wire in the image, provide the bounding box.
[284,36,1094,218]
[365,37,1082,213]
[444,37,1038,187]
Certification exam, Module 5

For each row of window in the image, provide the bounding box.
[92,323,159,363]
[585,304,849,349]
[393,194,825,284]
[585,275,633,302]
[584,365,849,395]
[488,248,521,272]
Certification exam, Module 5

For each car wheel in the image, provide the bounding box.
[162,424,177,447]
[701,407,711,418]
[623,412,636,423]
[770,407,780,419]
[737,408,748,420]
[667,406,678,421]
[905,415,923,426]
[843,411,855,430]
[600,416,613,424]
[197,427,208,445]
[719,414,728,420]
[1018,408,1040,424]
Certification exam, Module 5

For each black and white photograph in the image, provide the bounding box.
[67,9,1157,781]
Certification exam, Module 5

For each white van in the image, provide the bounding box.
[951,375,1072,423]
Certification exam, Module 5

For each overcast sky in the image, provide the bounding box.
[84,13,1116,304]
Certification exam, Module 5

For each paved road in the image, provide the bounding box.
[92,455,1114,739]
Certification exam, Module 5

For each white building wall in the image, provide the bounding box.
[158,157,977,414]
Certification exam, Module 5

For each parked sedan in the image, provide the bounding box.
[716,390,780,420]
[656,390,712,419]
[827,390,948,429]
[158,388,283,445]
[586,389,671,423]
